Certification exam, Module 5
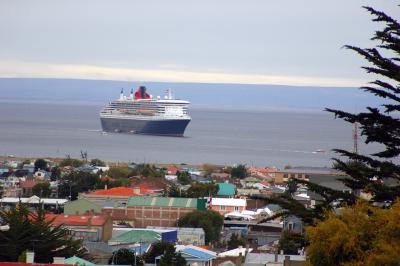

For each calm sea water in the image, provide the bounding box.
[0,101,377,168]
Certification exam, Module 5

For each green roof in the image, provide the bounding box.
[127,196,201,208]
[111,230,161,243]
[64,256,96,266]
[217,183,236,196]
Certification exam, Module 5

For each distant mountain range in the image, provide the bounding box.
[0,78,380,112]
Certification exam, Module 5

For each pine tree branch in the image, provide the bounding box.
[362,86,400,102]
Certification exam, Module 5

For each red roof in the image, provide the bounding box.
[167,166,178,175]
[100,175,116,182]
[137,183,163,193]
[46,214,109,227]
[88,186,138,196]
[20,180,38,189]
[260,180,272,186]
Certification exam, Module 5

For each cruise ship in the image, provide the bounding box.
[100,86,191,136]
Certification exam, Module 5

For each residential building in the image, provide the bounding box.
[283,215,303,234]
[64,198,116,215]
[20,179,38,197]
[167,165,178,175]
[130,176,169,194]
[80,186,139,202]
[103,196,207,227]
[0,196,68,210]
[174,245,217,266]
[278,166,344,183]
[147,226,206,245]
[217,183,236,197]
[64,256,96,266]
[45,214,113,242]
[244,253,305,266]
[210,198,247,215]
[109,229,163,245]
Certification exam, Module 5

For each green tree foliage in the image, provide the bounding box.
[50,166,61,181]
[305,200,400,266]
[59,157,84,168]
[34,159,48,171]
[108,248,143,266]
[178,210,223,244]
[134,164,165,178]
[186,182,218,198]
[177,171,191,185]
[227,233,246,250]
[278,231,305,255]
[32,182,51,198]
[143,242,176,264]
[158,245,187,266]
[105,166,134,179]
[90,158,106,167]
[166,184,185,197]
[96,178,131,190]
[202,164,221,176]
[105,164,164,179]
[253,4,400,225]
[22,159,31,165]
[58,171,100,200]
[230,164,248,179]
[0,206,86,263]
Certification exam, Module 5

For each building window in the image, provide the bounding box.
[288,222,294,231]
[220,206,226,211]
[234,206,239,211]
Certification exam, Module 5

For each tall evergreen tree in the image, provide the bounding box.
[326,5,400,203]
[253,4,399,225]
[0,205,87,263]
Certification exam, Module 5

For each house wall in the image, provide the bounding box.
[210,205,246,216]
[80,194,130,202]
[274,172,285,184]
[178,231,205,246]
[129,206,196,227]
[102,217,113,241]
[101,206,197,227]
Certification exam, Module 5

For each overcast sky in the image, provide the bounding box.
[0,0,397,86]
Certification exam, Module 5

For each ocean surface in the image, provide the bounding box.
[0,101,381,168]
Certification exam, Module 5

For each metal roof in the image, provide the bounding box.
[110,230,161,244]
[217,183,236,196]
[175,245,217,261]
[64,256,96,266]
[127,196,199,208]
[211,198,246,207]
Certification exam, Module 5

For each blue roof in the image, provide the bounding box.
[129,243,151,255]
[180,248,216,261]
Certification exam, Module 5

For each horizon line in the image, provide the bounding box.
[0,60,368,88]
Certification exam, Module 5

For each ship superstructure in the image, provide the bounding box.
[100,86,191,136]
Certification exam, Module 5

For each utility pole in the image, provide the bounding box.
[353,121,359,154]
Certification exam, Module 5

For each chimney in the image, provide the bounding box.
[88,216,92,227]
[26,252,34,263]
[284,255,290,266]
[53,257,65,264]
[133,186,140,194]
